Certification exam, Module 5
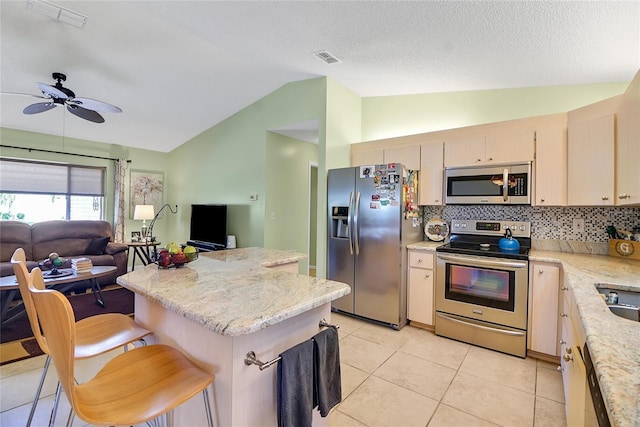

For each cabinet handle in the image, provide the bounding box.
[559,339,566,345]
[618,193,630,199]
[561,286,568,291]
[488,157,493,161]
[540,198,545,203]
[560,313,568,318]
[563,352,573,362]
[424,274,430,278]
[418,259,423,263]
[476,158,482,162]
[538,269,544,274]
[557,366,563,372]
[434,199,439,203]
[602,196,609,201]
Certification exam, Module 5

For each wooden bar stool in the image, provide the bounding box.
[28,266,216,427]
[11,248,152,427]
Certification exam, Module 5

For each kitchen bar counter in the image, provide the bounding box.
[117,247,350,336]
[117,247,350,426]
[529,250,640,427]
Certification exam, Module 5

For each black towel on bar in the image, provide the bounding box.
[313,326,342,417]
[277,339,314,427]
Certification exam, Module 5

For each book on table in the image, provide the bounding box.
[71,257,93,273]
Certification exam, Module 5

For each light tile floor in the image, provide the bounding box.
[329,312,567,427]
[0,312,567,427]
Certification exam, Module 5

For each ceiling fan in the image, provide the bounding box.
[21,72,122,123]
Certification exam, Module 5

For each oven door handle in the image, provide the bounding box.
[436,312,526,337]
[436,253,528,269]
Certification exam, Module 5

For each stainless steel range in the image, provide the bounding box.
[435,219,531,358]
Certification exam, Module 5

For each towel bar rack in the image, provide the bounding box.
[244,318,338,370]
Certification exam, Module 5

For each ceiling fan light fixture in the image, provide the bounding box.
[27,0,88,28]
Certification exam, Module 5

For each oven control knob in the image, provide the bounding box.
[510,225,517,229]
[519,225,526,231]
[453,223,459,228]
[461,223,467,228]
[503,225,508,230]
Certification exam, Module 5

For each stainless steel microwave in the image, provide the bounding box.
[444,162,532,204]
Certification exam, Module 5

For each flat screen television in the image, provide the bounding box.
[189,204,227,248]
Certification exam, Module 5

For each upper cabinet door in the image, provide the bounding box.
[383,145,421,170]
[443,135,485,167]
[616,70,640,205]
[444,130,534,167]
[534,126,567,206]
[419,141,444,205]
[485,130,535,164]
[567,114,615,206]
[351,149,383,167]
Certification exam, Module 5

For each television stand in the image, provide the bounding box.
[187,240,226,252]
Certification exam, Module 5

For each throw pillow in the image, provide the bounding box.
[86,236,110,255]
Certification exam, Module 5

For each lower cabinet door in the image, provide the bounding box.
[408,267,434,325]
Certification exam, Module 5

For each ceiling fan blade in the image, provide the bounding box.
[67,104,105,123]
[69,97,122,113]
[1,91,49,100]
[36,82,68,99]
[23,102,57,114]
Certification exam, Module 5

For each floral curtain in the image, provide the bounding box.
[113,159,127,243]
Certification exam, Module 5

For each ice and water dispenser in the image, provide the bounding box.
[331,206,349,239]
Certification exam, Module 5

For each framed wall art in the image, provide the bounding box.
[129,169,164,219]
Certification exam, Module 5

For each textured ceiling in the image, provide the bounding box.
[1,1,638,152]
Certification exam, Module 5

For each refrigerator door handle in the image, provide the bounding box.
[354,191,361,255]
[347,191,354,255]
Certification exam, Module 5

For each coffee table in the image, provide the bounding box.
[0,265,117,326]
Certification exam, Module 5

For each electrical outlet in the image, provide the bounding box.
[249,194,258,201]
[573,218,585,233]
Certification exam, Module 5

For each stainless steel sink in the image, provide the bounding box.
[595,284,640,322]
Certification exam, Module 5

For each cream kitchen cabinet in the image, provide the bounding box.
[534,126,567,206]
[527,262,561,357]
[558,283,598,427]
[419,141,444,205]
[384,145,421,170]
[615,69,640,205]
[444,130,534,167]
[351,149,383,167]
[567,113,616,206]
[407,250,435,327]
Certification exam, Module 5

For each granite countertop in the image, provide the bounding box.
[117,247,350,337]
[407,240,444,251]
[529,250,640,427]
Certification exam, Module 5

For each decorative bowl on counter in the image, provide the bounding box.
[155,245,199,268]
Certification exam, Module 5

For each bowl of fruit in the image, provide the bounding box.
[156,243,198,268]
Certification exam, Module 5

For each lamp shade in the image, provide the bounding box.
[133,205,155,220]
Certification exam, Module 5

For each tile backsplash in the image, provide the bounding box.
[422,205,640,254]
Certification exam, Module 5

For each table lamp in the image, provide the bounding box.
[133,204,155,240]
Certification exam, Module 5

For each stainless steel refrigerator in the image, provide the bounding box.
[327,164,422,329]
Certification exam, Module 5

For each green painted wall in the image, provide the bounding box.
[264,132,318,273]
[0,127,169,242]
[361,82,628,141]
[315,79,363,278]
[166,78,327,250]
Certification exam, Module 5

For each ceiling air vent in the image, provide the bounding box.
[313,50,341,64]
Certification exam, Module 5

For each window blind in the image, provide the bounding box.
[0,159,105,196]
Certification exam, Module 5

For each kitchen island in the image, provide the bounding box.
[117,247,350,426]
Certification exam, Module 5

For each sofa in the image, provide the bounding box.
[0,220,128,286]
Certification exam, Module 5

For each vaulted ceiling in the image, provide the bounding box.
[1,1,638,152]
